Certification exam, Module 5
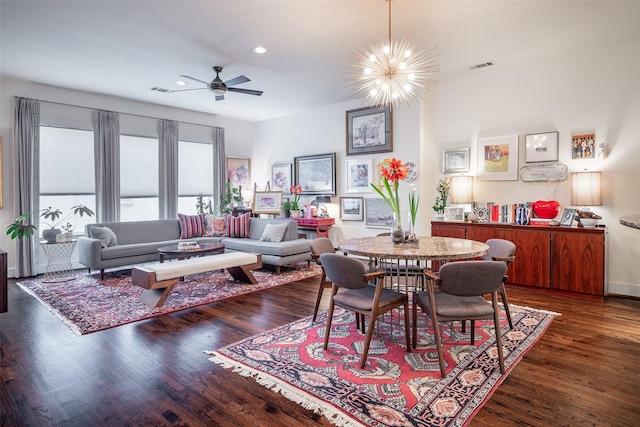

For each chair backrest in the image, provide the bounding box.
[319,253,368,289]
[309,238,336,265]
[438,261,507,297]
[482,239,516,264]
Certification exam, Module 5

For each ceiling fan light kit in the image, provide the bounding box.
[348,0,438,107]
[172,66,263,101]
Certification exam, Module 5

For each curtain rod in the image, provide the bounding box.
[14,95,220,130]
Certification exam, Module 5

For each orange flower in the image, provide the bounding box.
[371,158,409,228]
[381,158,409,182]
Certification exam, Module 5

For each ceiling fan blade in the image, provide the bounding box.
[168,87,208,93]
[215,94,225,102]
[224,75,250,87]
[227,87,263,96]
[179,74,210,85]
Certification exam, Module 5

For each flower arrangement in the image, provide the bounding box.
[408,184,420,228]
[433,177,451,214]
[371,158,408,227]
[289,185,302,210]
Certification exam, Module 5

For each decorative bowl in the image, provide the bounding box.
[533,200,560,219]
[579,218,599,228]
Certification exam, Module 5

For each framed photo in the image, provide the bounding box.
[346,106,392,156]
[346,158,373,193]
[294,152,336,195]
[226,156,251,189]
[271,163,292,192]
[442,148,470,174]
[571,133,595,159]
[560,208,577,226]
[252,191,283,215]
[340,197,364,221]
[525,131,559,162]
[476,135,519,181]
[444,207,464,221]
[365,197,394,228]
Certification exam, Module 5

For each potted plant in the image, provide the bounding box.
[6,205,95,242]
[432,178,451,218]
[289,185,302,218]
[281,200,293,217]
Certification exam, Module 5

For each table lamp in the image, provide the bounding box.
[571,171,602,227]
[450,176,473,204]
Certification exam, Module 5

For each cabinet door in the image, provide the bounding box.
[504,230,551,288]
[552,232,604,295]
[431,224,465,238]
[465,227,504,243]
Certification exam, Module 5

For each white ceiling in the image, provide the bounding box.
[2,1,640,122]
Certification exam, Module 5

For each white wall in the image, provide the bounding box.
[0,77,255,276]
[426,36,640,296]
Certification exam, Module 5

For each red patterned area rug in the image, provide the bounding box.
[207,305,558,427]
[17,263,320,336]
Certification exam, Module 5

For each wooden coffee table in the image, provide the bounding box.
[158,242,225,263]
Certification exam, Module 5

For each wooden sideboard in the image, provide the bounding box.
[431,221,607,300]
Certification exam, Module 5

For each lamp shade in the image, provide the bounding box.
[450,176,473,204]
[571,172,602,206]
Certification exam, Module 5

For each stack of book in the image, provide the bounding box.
[178,241,200,251]
[473,201,541,224]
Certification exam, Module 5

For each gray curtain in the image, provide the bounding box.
[159,119,179,219]
[212,127,226,212]
[93,110,120,222]
[13,97,40,277]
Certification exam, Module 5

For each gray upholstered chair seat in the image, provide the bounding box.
[334,286,406,311]
[417,291,494,318]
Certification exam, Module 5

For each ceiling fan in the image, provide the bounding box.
[171,66,263,101]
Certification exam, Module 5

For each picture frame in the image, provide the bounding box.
[340,197,364,221]
[571,133,596,159]
[294,152,336,195]
[476,135,519,181]
[226,156,251,190]
[442,148,470,174]
[346,106,392,156]
[525,131,559,162]
[365,197,394,228]
[444,206,464,221]
[271,163,292,193]
[560,208,577,226]
[345,158,373,193]
[252,191,283,215]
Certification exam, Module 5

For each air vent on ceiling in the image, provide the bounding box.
[469,61,495,70]
[150,86,172,93]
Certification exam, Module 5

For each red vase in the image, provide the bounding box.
[533,200,560,219]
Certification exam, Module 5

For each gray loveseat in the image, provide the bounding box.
[77,217,312,279]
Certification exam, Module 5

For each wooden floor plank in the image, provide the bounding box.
[2,274,640,425]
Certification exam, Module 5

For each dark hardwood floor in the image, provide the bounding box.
[2,272,640,426]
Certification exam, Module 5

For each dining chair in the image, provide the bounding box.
[309,237,337,322]
[320,253,411,368]
[481,238,516,329]
[412,260,508,377]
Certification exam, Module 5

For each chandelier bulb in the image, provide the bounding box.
[383,45,390,54]
[364,67,372,75]
[404,50,412,58]
[369,54,377,62]
[399,62,406,70]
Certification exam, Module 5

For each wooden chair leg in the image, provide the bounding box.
[323,287,338,350]
[432,315,446,377]
[500,283,513,329]
[493,294,506,374]
[312,275,326,322]
[411,297,418,349]
[403,300,411,351]
[360,310,378,368]
[470,320,476,345]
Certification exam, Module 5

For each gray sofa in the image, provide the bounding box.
[77,218,312,278]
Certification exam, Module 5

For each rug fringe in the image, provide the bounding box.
[205,351,367,427]
[510,302,562,316]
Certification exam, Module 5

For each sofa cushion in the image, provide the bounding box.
[90,226,118,248]
[225,213,250,238]
[222,237,311,257]
[204,213,226,237]
[178,213,206,239]
[248,218,298,241]
[259,222,289,243]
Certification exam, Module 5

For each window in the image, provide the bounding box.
[120,135,159,221]
[39,126,96,234]
[178,140,213,214]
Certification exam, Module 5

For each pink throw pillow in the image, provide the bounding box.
[225,213,250,238]
[178,213,206,239]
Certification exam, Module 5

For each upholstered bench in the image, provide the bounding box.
[131,252,262,307]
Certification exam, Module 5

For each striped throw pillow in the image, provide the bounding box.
[225,213,250,238]
[178,213,207,239]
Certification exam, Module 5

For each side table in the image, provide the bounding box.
[295,217,335,238]
[40,240,77,283]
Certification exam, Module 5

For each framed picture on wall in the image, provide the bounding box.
[294,153,336,195]
[271,163,292,192]
[365,197,394,228]
[252,191,283,215]
[476,135,519,181]
[340,197,364,221]
[571,133,596,159]
[525,131,558,162]
[346,106,392,156]
[345,158,373,193]
[442,148,470,174]
[226,156,251,189]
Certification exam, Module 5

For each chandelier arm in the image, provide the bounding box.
[388,0,392,46]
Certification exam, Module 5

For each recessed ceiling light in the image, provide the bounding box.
[176,81,187,86]
[252,46,267,54]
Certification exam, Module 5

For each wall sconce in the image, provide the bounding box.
[571,171,602,207]
[450,176,473,204]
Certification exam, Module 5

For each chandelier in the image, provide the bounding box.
[348,0,438,107]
